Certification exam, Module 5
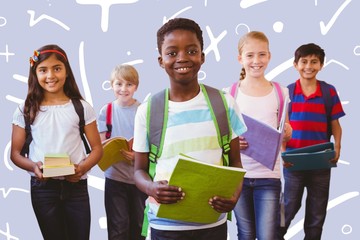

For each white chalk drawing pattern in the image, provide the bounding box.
[204,26,227,62]
[162,6,192,24]
[354,46,360,56]
[76,0,139,32]
[27,10,70,30]
[319,0,352,35]
[0,188,29,199]
[235,23,250,35]
[240,0,268,9]
[0,45,15,63]
[0,16,7,27]
[0,223,19,240]
[285,192,359,239]
[79,41,93,106]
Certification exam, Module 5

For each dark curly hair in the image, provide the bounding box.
[24,44,83,124]
[294,43,325,65]
[156,18,203,54]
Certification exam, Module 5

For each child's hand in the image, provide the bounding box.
[239,136,248,150]
[208,195,237,213]
[282,123,293,142]
[330,150,340,164]
[120,150,134,165]
[282,161,293,168]
[33,161,44,180]
[66,161,86,182]
[147,180,185,204]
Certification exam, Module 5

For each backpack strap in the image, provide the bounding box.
[230,81,239,99]
[20,118,32,157]
[271,81,284,128]
[147,88,168,180]
[72,98,91,154]
[105,102,112,139]
[318,80,332,140]
[201,84,231,167]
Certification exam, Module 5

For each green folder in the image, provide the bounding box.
[282,142,336,171]
[156,153,246,224]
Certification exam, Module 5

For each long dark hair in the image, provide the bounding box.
[24,44,83,124]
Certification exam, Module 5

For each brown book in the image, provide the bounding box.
[43,153,75,178]
[98,137,133,171]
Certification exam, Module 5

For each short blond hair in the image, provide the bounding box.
[110,64,139,86]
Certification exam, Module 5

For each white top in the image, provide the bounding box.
[133,88,247,231]
[12,99,97,179]
[226,85,289,179]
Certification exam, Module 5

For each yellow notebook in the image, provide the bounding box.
[98,137,133,171]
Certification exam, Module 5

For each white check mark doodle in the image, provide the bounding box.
[319,0,352,35]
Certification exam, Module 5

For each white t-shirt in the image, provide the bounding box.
[12,99,97,179]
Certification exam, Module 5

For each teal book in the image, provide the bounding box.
[156,153,246,224]
[282,142,336,171]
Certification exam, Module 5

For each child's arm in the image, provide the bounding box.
[10,124,44,179]
[209,137,243,213]
[67,121,103,182]
[330,119,342,163]
[134,152,184,204]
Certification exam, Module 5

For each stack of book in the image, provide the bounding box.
[42,153,75,178]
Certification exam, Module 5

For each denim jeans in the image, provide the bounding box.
[30,177,90,240]
[233,178,281,240]
[278,169,331,240]
[105,178,147,240]
[150,221,227,240]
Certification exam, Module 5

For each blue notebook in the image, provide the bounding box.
[282,142,336,171]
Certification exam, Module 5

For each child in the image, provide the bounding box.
[225,31,292,240]
[132,18,248,239]
[10,44,103,240]
[97,64,147,240]
[277,43,345,239]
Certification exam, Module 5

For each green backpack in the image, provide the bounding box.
[141,83,233,236]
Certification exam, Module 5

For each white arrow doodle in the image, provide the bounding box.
[27,10,70,30]
[240,0,268,9]
[319,0,352,35]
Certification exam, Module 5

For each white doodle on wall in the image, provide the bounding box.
[0,16,7,27]
[235,23,250,35]
[204,26,227,62]
[319,0,352,35]
[76,0,139,32]
[323,58,349,70]
[285,191,359,239]
[354,46,360,56]
[27,10,70,30]
[240,0,268,9]
[0,188,29,199]
[342,224,352,234]
[162,6,192,24]
[0,45,15,63]
[79,41,93,106]
[273,21,284,33]
[0,223,19,240]
[3,141,13,171]
[6,74,27,104]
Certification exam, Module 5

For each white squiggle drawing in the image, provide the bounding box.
[285,191,359,239]
[0,44,15,63]
[204,0,208,7]
[266,57,294,81]
[5,95,23,104]
[27,10,70,30]
[76,0,139,32]
[353,46,360,56]
[3,141,13,171]
[235,23,250,35]
[79,41,93,106]
[338,159,350,165]
[87,174,105,191]
[198,70,206,81]
[123,59,144,65]
[0,188,30,198]
[315,0,318,6]
[240,0,268,9]
[99,217,107,229]
[0,16,7,27]
[204,26,227,62]
[0,223,19,240]
[13,74,27,83]
[324,58,349,70]
[342,224,352,234]
[319,0,352,35]
[162,6,192,24]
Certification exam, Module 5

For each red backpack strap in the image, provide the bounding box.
[272,81,284,127]
[230,81,239,98]
[105,102,112,139]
